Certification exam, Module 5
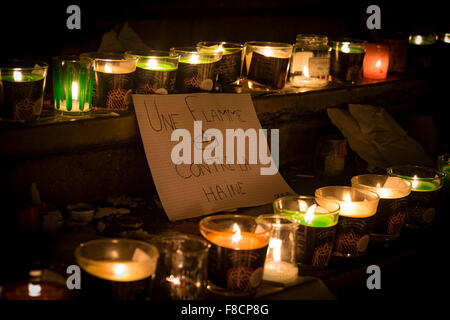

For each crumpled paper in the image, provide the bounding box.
[98,22,151,53]
[327,104,434,170]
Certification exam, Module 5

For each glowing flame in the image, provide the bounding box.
[28,283,41,297]
[231,223,241,244]
[113,264,126,278]
[304,204,317,225]
[375,60,381,68]
[13,70,23,82]
[217,43,225,53]
[166,275,181,286]
[298,200,308,212]
[72,81,79,101]
[341,192,354,212]
[414,36,423,45]
[261,46,273,57]
[303,65,310,78]
[189,54,199,64]
[376,183,381,188]
[445,33,450,43]
[104,64,113,73]
[248,81,253,89]
[269,238,282,263]
[341,42,350,53]
[147,58,158,69]
[412,175,419,189]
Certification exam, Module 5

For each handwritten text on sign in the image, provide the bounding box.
[133,93,294,221]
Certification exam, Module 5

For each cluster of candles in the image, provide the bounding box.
[2,32,447,122]
[33,164,438,300]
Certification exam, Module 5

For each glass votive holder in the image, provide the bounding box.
[381,36,409,74]
[315,186,379,258]
[387,165,445,228]
[199,214,271,298]
[289,34,330,88]
[52,55,94,116]
[125,50,179,94]
[170,47,222,93]
[74,238,159,300]
[437,154,450,196]
[363,43,390,80]
[0,60,48,122]
[273,196,339,269]
[197,42,244,85]
[151,234,210,300]
[351,175,411,242]
[255,214,298,285]
[92,53,137,112]
[243,41,293,90]
[329,39,366,83]
[407,34,437,72]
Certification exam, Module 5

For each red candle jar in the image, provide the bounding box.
[363,43,390,80]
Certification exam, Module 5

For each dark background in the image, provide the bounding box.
[1,0,449,61]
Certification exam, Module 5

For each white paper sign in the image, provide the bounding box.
[132,93,295,221]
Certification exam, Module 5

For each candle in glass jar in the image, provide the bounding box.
[363,43,390,79]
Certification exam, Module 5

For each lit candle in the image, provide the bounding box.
[274,196,339,268]
[127,51,179,94]
[363,43,390,80]
[197,42,243,84]
[199,215,271,297]
[315,186,379,258]
[59,81,90,113]
[171,47,222,93]
[0,61,48,122]
[329,39,366,83]
[244,41,292,90]
[351,175,411,241]
[256,214,298,284]
[387,165,445,228]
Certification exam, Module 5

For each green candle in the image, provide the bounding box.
[281,210,336,227]
[178,57,215,64]
[136,61,177,71]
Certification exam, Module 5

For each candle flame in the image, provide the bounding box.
[262,46,273,57]
[28,283,41,297]
[445,33,450,43]
[303,65,310,78]
[189,54,199,64]
[104,64,113,73]
[269,238,282,263]
[231,223,241,244]
[376,183,381,188]
[375,60,381,68]
[217,43,225,53]
[72,81,79,101]
[341,192,354,212]
[13,70,23,82]
[341,42,350,53]
[414,35,423,45]
[248,81,253,89]
[147,58,158,69]
[166,275,181,286]
[304,204,317,225]
[412,175,419,189]
[113,264,126,278]
[298,200,308,212]
[344,192,352,203]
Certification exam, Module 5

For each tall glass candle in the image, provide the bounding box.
[170,47,222,93]
[329,39,366,83]
[290,34,330,88]
[351,175,411,242]
[125,50,179,94]
[197,42,243,84]
[52,55,94,115]
[0,60,48,122]
[315,186,379,258]
[273,195,339,269]
[75,238,159,300]
[363,43,390,80]
[92,53,137,112]
[387,165,445,228]
[256,214,298,284]
[244,41,292,90]
[199,214,271,298]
